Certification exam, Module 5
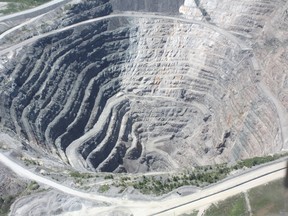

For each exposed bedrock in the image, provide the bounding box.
[181,0,288,151]
[110,0,185,14]
[0,2,285,173]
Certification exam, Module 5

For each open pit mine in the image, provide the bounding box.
[0,0,288,174]
[0,0,288,215]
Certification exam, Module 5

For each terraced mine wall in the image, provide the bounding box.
[0,0,284,173]
[110,0,185,14]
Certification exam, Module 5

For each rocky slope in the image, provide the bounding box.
[0,0,287,173]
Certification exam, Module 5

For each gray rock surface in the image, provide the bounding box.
[0,0,287,173]
[110,0,185,14]
[10,189,100,216]
[0,162,27,215]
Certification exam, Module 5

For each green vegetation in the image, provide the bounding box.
[27,181,40,191]
[114,164,231,195]
[98,184,110,193]
[69,171,93,179]
[181,210,198,216]
[69,171,82,178]
[69,171,95,185]
[248,178,288,216]
[69,171,115,181]
[104,174,114,180]
[0,195,16,216]
[23,158,39,166]
[233,154,287,169]
[189,177,288,216]
[204,193,249,216]
[0,0,51,15]
[113,153,288,195]
[0,181,38,216]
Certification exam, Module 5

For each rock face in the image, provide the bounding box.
[110,0,185,14]
[0,0,287,173]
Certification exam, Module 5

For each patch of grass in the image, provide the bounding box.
[98,184,110,193]
[204,193,249,216]
[248,178,288,216]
